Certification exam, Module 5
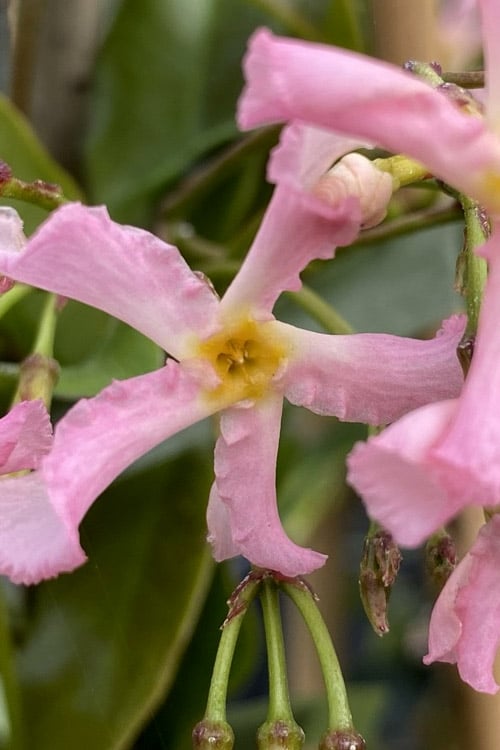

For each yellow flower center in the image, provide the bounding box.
[195,318,288,404]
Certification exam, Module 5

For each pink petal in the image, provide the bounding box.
[238,29,500,210]
[0,473,85,585]
[267,122,364,193]
[425,516,500,693]
[0,204,219,358]
[206,482,240,560]
[346,400,463,546]
[0,400,52,473]
[281,314,465,423]
[0,207,26,293]
[208,394,327,576]
[0,207,25,252]
[430,235,500,507]
[220,184,360,317]
[42,361,217,530]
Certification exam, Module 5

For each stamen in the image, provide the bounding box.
[195,318,288,404]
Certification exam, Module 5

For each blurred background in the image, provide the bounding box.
[0,1,496,748]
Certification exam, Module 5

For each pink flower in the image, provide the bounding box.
[346,224,500,544]
[424,515,500,693]
[0,400,77,584]
[0,125,465,585]
[345,228,500,692]
[236,5,500,692]
[237,3,500,215]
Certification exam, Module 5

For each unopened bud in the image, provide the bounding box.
[359,529,402,636]
[257,719,305,749]
[425,529,456,590]
[192,718,234,749]
[319,729,366,750]
[312,153,393,229]
[18,354,60,406]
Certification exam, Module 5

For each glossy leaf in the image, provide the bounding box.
[136,562,261,749]
[18,447,214,750]
[54,304,164,399]
[0,94,82,233]
[85,0,270,224]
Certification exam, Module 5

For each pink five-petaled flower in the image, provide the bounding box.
[0,123,465,585]
[347,228,500,693]
[236,0,500,693]
[237,1,500,216]
[424,515,500,694]
[0,400,69,582]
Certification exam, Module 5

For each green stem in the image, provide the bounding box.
[442,70,484,88]
[32,293,58,357]
[0,284,33,320]
[354,204,461,247]
[260,578,294,721]
[163,128,280,217]
[0,175,67,212]
[12,294,60,408]
[374,154,430,190]
[204,575,261,721]
[461,196,488,334]
[288,285,353,334]
[281,581,353,731]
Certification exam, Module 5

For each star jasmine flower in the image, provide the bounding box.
[345,229,500,692]
[0,124,465,585]
[424,515,500,694]
[237,0,500,215]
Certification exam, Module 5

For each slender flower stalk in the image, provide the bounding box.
[193,572,261,748]
[281,581,353,734]
[257,578,304,749]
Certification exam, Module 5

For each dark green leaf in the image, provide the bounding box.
[18,449,214,750]
[0,94,82,233]
[85,0,270,224]
[54,303,164,399]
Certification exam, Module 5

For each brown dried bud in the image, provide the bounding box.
[192,719,234,749]
[257,719,305,749]
[319,729,366,750]
[425,529,457,590]
[359,529,402,636]
[456,334,474,377]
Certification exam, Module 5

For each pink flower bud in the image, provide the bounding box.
[312,153,393,228]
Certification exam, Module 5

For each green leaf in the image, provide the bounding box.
[0,94,82,233]
[18,449,214,750]
[275,222,464,337]
[85,0,270,224]
[54,303,164,399]
[278,416,365,545]
[135,563,261,750]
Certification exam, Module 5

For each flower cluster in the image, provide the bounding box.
[7,2,500,701]
[0,117,465,584]
[233,0,500,693]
